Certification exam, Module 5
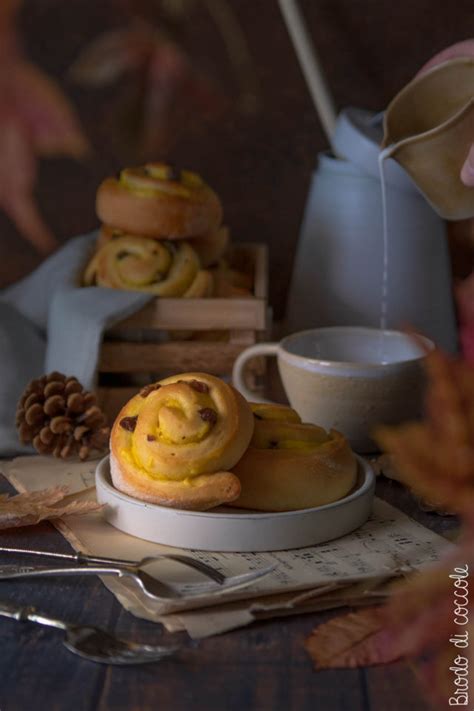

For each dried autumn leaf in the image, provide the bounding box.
[305,576,455,671]
[381,534,473,710]
[306,346,474,707]
[417,630,474,711]
[305,606,400,669]
[69,23,153,87]
[457,271,474,365]
[305,570,462,670]
[70,20,225,155]
[0,0,20,35]
[375,349,474,513]
[11,62,89,159]
[0,1,89,254]
[0,486,101,530]
[0,118,57,255]
[306,520,473,708]
[307,606,473,710]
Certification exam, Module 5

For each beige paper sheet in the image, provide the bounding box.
[0,456,451,638]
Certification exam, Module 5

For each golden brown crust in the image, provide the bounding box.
[96,164,223,239]
[210,259,254,297]
[110,373,254,510]
[82,235,202,296]
[97,224,125,248]
[230,404,358,511]
[190,226,230,268]
[110,453,241,510]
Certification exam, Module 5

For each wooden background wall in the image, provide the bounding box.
[1,0,473,318]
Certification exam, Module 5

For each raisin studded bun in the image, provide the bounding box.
[110,373,254,511]
[96,163,223,239]
[82,233,215,296]
[230,404,358,511]
[191,225,230,268]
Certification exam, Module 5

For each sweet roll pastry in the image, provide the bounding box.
[110,373,254,510]
[182,269,214,298]
[96,163,223,238]
[83,234,213,296]
[96,224,125,248]
[230,403,358,511]
[210,258,254,297]
[191,226,230,268]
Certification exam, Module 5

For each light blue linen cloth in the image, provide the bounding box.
[0,232,152,456]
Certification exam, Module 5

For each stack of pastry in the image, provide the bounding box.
[83,162,252,298]
[110,373,358,512]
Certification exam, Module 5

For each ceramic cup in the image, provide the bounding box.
[383,57,474,219]
[232,326,434,453]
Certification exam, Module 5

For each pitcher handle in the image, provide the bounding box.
[232,343,279,403]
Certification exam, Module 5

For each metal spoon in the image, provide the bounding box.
[0,599,180,665]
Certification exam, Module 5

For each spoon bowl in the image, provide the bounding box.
[63,624,180,665]
[0,599,180,665]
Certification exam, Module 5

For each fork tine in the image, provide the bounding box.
[160,555,226,584]
[80,552,226,585]
[176,564,277,597]
[219,564,277,589]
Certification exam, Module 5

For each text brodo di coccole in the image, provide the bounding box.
[448,564,470,706]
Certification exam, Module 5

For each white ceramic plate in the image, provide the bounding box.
[95,456,375,552]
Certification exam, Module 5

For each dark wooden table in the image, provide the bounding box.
[0,472,457,711]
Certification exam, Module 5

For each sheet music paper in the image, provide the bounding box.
[1,456,452,637]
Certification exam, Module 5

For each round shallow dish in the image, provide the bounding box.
[95,455,375,552]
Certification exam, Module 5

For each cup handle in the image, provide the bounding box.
[232,342,279,403]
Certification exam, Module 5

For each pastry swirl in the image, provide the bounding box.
[230,403,358,511]
[191,226,230,268]
[110,373,254,510]
[96,163,223,239]
[83,234,212,296]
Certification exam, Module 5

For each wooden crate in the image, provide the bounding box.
[97,243,270,420]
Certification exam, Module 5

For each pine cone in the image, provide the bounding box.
[16,372,110,460]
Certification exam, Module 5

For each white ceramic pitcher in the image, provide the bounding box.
[285,108,458,352]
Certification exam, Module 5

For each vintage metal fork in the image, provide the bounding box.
[0,563,276,602]
[0,545,227,584]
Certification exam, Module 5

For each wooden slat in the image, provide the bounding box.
[107,243,268,333]
[99,341,253,373]
[110,297,267,331]
[253,244,268,300]
[228,329,256,345]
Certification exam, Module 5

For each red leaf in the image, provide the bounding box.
[0,0,20,33]
[70,22,226,155]
[375,349,474,514]
[457,272,474,365]
[0,14,89,253]
[305,607,406,669]
[305,523,474,711]
[12,62,90,158]
[69,23,154,87]
[0,118,56,253]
